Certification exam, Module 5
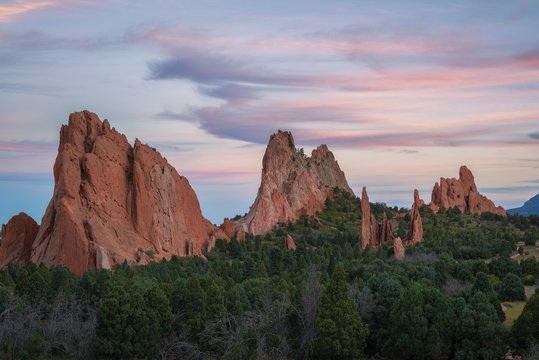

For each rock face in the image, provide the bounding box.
[393,237,405,260]
[359,187,394,249]
[430,166,506,216]
[26,110,223,274]
[409,189,424,245]
[0,213,39,267]
[285,234,296,250]
[236,130,353,235]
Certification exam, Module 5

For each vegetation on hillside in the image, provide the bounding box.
[0,189,538,359]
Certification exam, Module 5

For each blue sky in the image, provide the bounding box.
[1,0,538,225]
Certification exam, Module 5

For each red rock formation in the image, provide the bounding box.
[409,189,424,245]
[359,187,394,249]
[236,130,353,235]
[219,218,245,241]
[285,234,296,250]
[430,165,506,216]
[393,237,405,260]
[0,213,39,267]
[27,110,224,274]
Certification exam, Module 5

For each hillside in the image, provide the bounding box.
[508,193,539,216]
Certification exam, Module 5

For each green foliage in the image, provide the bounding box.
[453,291,507,360]
[510,294,539,355]
[315,263,369,359]
[383,282,454,360]
[499,273,526,301]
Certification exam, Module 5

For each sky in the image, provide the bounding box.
[1,0,538,226]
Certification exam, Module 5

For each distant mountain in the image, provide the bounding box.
[507,193,539,216]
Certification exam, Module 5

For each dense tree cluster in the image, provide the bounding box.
[0,192,538,359]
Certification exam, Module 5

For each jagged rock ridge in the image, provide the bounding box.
[236,130,353,235]
[0,111,226,274]
[430,165,506,216]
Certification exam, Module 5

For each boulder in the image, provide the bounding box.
[393,237,405,260]
[285,234,296,250]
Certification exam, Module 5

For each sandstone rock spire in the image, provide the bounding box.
[359,187,394,249]
[236,130,353,236]
[409,189,424,245]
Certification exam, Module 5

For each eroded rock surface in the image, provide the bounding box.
[430,166,506,216]
[236,130,353,235]
[25,110,223,273]
[409,189,424,245]
[359,187,394,249]
[0,213,39,267]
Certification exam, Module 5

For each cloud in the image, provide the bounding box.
[0,0,57,22]
[529,132,539,140]
[0,140,56,153]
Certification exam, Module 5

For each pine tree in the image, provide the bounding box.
[315,263,369,359]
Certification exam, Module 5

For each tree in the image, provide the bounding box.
[96,285,153,358]
[383,283,454,359]
[365,272,402,348]
[510,294,539,355]
[453,291,507,359]
[472,272,493,294]
[499,273,526,301]
[315,263,368,359]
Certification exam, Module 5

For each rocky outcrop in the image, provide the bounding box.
[219,218,245,241]
[393,237,405,260]
[430,166,506,216]
[236,130,353,235]
[0,213,39,267]
[285,234,296,250]
[409,189,424,245]
[359,187,394,249]
[25,110,224,274]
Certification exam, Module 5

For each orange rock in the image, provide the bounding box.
[236,130,353,235]
[409,189,424,245]
[285,234,296,250]
[0,213,39,267]
[393,237,405,260]
[430,165,506,216]
[359,187,394,249]
[25,110,224,274]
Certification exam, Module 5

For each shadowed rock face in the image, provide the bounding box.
[409,189,424,245]
[359,187,394,249]
[25,110,224,274]
[430,165,506,216]
[236,130,353,236]
[0,213,39,267]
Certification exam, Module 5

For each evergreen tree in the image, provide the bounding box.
[383,282,454,359]
[453,291,507,359]
[315,263,369,359]
[499,273,526,301]
[510,294,539,355]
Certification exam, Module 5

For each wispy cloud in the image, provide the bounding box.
[0,140,56,153]
[0,0,57,22]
